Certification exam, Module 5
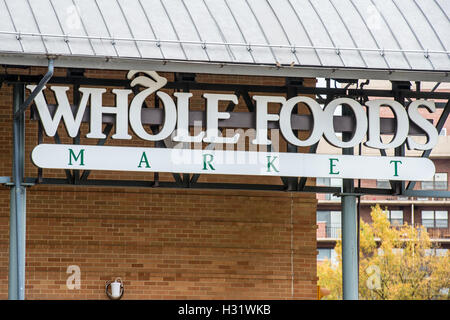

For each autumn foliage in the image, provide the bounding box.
[318,204,450,300]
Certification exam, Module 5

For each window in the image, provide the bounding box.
[386,210,404,226]
[317,211,329,224]
[422,173,447,190]
[316,210,341,238]
[422,211,435,228]
[317,178,342,200]
[377,179,391,189]
[425,248,448,256]
[422,210,448,228]
[317,248,331,261]
[436,211,448,228]
[317,248,338,265]
[330,211,341,238]
[435,173,448,190]
[377,248,404,256]
[316,177,329,187]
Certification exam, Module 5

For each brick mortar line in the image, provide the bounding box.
[0,190,318,205]
[21,215,316,225]
[0,241,316,255]
[22,268,317,281]
[24,274,318,283]
[16,185,318,201]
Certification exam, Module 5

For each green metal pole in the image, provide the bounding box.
[341,185,358,300]
[8,187,17,299]
[341,104,359,300]
[10,60,53,299]
[11,83,26,300]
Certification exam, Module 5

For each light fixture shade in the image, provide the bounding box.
[106,277,124,300]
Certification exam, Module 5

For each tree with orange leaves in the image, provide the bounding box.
[318,204,449,300]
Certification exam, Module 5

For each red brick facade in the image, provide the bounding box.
[0,68,318,299]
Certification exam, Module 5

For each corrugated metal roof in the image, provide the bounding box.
[0,0,449,81]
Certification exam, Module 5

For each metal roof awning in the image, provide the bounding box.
[0,0,449,81]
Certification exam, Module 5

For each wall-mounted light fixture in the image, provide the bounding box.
[105,277,124,300]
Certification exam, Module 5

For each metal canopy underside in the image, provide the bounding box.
[0,0,449,81]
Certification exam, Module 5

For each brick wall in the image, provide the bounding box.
[0,68,318,299]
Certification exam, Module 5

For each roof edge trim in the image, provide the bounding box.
[0,53,448,82]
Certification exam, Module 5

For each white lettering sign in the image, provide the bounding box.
[31,144,435,181]
[27,71,439,152]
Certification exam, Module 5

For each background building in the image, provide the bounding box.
[316,80,450,264]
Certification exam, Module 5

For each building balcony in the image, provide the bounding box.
[317,222,341,240]
[422,227,450,241]
[317,223,450,243]
[317,197,450,205]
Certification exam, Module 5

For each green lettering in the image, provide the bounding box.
[203,154,215,170]
[68,148,85,166]
[329,158,339,175]
[267,156,279,173]
[390,160,402,177]
[138,152,150,168]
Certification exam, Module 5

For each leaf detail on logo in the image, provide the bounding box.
[127,70,167,93]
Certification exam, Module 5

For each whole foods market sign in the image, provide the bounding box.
[32,144,434,181]
[29,71,437,181]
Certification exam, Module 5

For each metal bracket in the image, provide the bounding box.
[13,59,54,119]
[5,182,35,187]
[333,192,364,198]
